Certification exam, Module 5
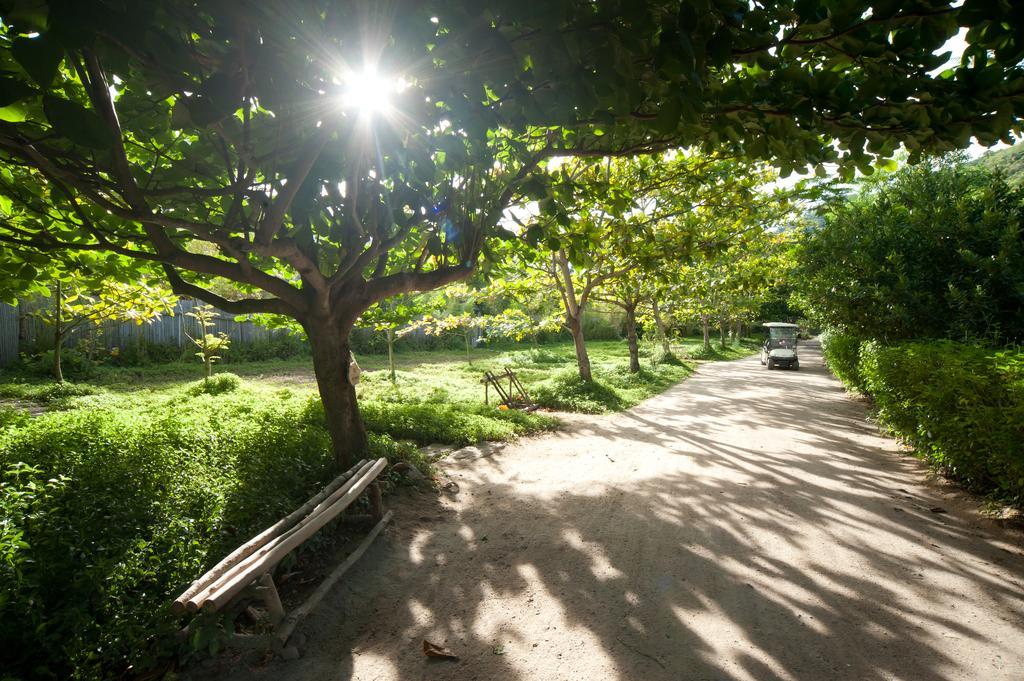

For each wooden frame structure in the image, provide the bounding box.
[482,367,537,411]
[173,457,392,650]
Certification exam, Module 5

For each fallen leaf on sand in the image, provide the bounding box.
[423,640,459,660]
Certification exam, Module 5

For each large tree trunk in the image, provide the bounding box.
[701,315,711,351]
[719,318,728,349]
[651,298,670,355]
[624,303,640,373]
[553,249,592,382]
[307,320,369,468]
[566,314,592,381]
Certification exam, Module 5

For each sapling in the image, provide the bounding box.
[183,304,231,381]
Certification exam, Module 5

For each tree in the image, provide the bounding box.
[1,1,1021,465]
[795,157,1024,344]
[403,312,481,364]
[671,216,799,351]
[976,141,1024,186]
[480,307,562,345]
[359,293,433,381]
[516,153,725,379]
[30,276,170,382]
[183,303,231,381]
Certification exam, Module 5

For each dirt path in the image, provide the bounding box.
[211,341,1024,681]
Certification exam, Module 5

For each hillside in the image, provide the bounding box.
[975,143,1024,185]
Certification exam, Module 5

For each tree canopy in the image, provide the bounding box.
[1,0,1022,464]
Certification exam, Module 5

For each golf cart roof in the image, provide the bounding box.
[762,322,800,328]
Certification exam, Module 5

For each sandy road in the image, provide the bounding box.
[209,341,1024,681]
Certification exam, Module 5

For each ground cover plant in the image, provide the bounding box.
[0,377,552,679]
[343,338,754,414]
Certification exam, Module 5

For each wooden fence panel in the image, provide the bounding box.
[0,297,285,366]
[0,303,18,366]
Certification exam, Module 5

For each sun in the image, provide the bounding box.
[341,66,401,118]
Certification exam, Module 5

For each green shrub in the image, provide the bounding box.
[0,388,418,680]
[26,348,97,379]
[0,380,99,404]
[821,330,866,391]
[497,348,563,366]
[223,333,310,362]
[356,399,555,446]
[186,372,241,396]
[532,370,625,413]
[653,348,685,366]
[796,159,1024,344]
[581,309,623,340]
[855,340,1024,502]
[112,339,184,366]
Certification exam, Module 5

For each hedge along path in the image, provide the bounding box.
[174,457,391,646]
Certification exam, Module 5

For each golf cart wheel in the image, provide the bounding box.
[793,360,800,371]
[767,358,775,370]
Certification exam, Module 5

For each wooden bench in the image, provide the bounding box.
[173,457,393,650]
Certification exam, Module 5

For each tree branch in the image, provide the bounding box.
[162,265,296,316]
[254,124,335,246]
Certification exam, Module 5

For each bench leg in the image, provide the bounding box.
[368,481,383,522]
[255,572,285,626]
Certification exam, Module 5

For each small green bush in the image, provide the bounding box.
[532,370,625,413]
[496,347,563,366]
[186,372,241,396]
[821,330,866,392]
[223,333,310,362]
[112,339,184,366]
[356,399,555,445]
[26,348,97,379]
[0,380,99,404]
[653,349,685,366]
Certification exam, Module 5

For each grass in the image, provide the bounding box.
[354,337,758,414]
[0,336,760,419]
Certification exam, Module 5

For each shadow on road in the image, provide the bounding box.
[201,341,1024,681]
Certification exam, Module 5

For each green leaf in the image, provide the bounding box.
[0,77,36,108]
[43,96,117,149]
[653,96,682,134]
[525,224,544,245]
[11,34,64,88]
[0,103,29,123]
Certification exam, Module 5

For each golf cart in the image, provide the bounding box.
[761,322,800,370]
